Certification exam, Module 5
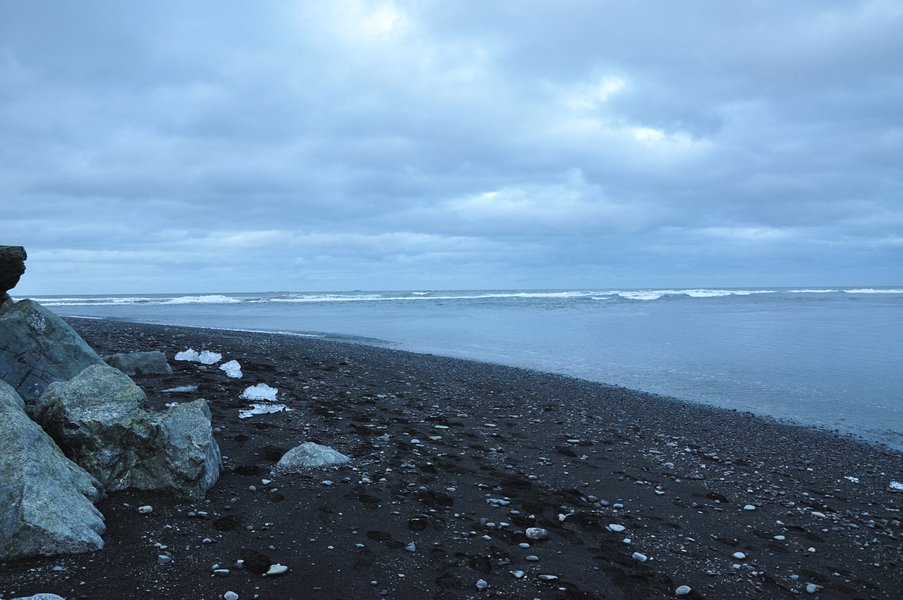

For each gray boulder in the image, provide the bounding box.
[35,364,221,499]
[104,351,173,376]
[0,299,103,401]
[274,442,351,474]
[0,380,105,560]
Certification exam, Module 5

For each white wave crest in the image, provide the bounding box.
[844,288,903,294]
[164,295,241,304]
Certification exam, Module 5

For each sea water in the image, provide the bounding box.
[26,288,903,450]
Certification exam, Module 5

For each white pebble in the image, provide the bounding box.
[675,585,692,596]
[806,583,818,593]
[743,504,756,511]
[774,535,786,541]
[632,552,648,562]
[138,505,153,514]
[607,524,626,533]
[224,592,239,600]
[265,564,288,576]
[525,527,549,540]
[510,570,525,578]
[475,578,489,590]
[733,552,746,560]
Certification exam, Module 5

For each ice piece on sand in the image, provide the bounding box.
[197,350,222,365]
[890,480,903,491]
[239,403,289,419]
[175,348,200,362]
[219,359,242,378]
[275,442,351,472]
[162,384,199,393]
[241,383,278,401]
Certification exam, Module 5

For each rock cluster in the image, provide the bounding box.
[0,247,221,561]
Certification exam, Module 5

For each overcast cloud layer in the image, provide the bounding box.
[3,0,901,294]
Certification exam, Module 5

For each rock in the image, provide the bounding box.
[34,364,221,498]
[675,585,692,596]
[0,299,104,401]
[138,506,153,514]
[11,594,67,600]
[274,442,350,473]
[607,524,626,533]
[732,551,746,560]
[475,578,489,590]
[103,351,173,376]
[0,245,26,295]
[632,552,648,562]
[0,380,105,560]
[525,527,549,540]
[224,593,239,600]
[265,563,288,576]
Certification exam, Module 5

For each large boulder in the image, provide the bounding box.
[104,351,173,376]
[0,380,105,560]
[0,245,26,296]
[0,299,104,401]
[34,364,221,499]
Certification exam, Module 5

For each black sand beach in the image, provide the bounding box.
[2,318,901,599]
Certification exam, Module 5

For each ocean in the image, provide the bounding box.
[25,288,903,450]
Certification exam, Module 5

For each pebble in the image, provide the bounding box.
[525,555,540,562]
[806,583,818,593]
[518,543,530,548]
[405,543,416,553]
[158,555,171,565]
[774,535,786,541]
[510,570,525,578]
[525,527,549,540]
[265,564,288,576]
[475,578,489,590]
[138,505,153,514]
[632,552,648,562]
[538,574,559,581]
[607,524,626,533]
[732,552,747,560]
[224,593,239,600]
[743,504,756,511]
[213,569,230,577]
[675,585,692,596]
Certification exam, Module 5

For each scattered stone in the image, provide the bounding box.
[475,578,489,590]
[511,570,525,578]
[162,385,199,394]
[525,527,549,540]
[806,583,818,593]
[10,594,67,600]
[607,524,626,533]
[138,506,153,514]
[525,555,540,562]
[732,552,746,560]
[265,563,288,576]
[675,585,692,596]
[743,504,756,511]
[0,245,26,295]
[274,442,351,473]
[224,593,239,600]
[158,554,171,565]
[538,574,558,581]
[632,552,648,562]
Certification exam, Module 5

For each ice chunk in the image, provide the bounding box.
[198,350,222,365]
[175,348,200,362]
[241,383,278,401]
[890,481,903,491]
[219,360,242,378]
[162,384,199,393]
[239,403,289,419]
[174,348,222,364]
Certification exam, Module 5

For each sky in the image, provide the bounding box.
[2,0,901,294]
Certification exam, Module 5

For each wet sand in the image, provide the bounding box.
[1,318,901,599]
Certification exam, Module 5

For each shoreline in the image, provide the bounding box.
[2,317,901,599]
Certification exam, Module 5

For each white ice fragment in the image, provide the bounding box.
[265,563,288,576]
[607,524,626,533]
[220,359,243,378]
[890,481,903,491]
[198,350,222,365]
[162,384,198,393]
[732,551,746,560]
[631,552,648,562]
[241,383,278,401]
[174,348,200,362]
[238,403,290,419]
[844,476,860,483]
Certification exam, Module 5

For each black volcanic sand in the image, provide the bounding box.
[2,319,902,600]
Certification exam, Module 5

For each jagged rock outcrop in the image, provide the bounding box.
[0,245,26,300]
[34,364,221,499]
[104,350,173,376]
[0,380,105,560]
[0,299,104,401]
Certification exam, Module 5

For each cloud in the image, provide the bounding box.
[1,0,901,293]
